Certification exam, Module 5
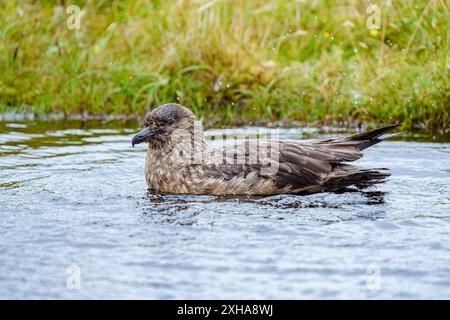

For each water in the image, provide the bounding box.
[1,120,450,299]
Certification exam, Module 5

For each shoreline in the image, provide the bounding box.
[1,111,448,133]
[1,111,449,143]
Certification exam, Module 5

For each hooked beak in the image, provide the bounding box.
[131,127,156,147]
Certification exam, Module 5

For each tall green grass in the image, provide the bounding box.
[0,0,449,131]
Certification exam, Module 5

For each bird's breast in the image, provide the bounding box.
[144,150,189,193]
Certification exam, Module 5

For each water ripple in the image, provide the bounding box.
[0,120,450,299]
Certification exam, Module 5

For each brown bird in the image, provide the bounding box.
[132,103,399,195]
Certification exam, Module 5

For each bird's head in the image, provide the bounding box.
[131,103,198,148]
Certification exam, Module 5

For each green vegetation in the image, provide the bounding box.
[0,0,449,131]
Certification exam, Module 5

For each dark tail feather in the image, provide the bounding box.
[316,125,398,191]
[323,165,390,191]
[317,124,400,151]
[342,124,400,150]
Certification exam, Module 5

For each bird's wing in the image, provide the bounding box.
[266,140,353,189]
[312,124,400,151]
[183,125,399,191]
[191,140,344,190]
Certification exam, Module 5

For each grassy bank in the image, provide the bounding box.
[0,0,449,131]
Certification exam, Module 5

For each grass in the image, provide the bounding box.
[0,0,449,131]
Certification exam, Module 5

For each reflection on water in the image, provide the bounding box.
[1,120,450,299]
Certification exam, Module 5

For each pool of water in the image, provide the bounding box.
[1,120,450,299]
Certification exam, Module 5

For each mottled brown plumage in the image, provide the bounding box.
[132,103,399,195]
